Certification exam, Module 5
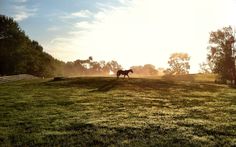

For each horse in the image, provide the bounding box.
[117,69,133,78]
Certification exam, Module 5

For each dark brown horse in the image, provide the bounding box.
[117,69,133,78]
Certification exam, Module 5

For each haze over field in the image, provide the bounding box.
[1,0,236,72]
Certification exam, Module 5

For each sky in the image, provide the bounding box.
[1,0,236,73]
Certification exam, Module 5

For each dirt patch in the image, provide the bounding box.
[0,74,39,83]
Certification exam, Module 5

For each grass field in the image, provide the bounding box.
[0,75,236,146]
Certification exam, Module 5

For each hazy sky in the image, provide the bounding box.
[1,0,236,73]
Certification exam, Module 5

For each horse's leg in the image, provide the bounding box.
[117,72,120,79]
[127,74,130,78]
[124,75,125,78]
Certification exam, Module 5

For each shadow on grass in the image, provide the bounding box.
[162,74,196,82]
[38,123,207,146]
[4,120,235,146]
[89,79,119,92]
[13,121,231,146]
[45,77,223,93]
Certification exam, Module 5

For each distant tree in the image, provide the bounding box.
[130,65,143,75]
[157,68,165,76]
[99,60,108,74]
[69,57,93,75]
[106,60,122,74]
[199,62,213,74]
[207,26,236,84]
[166,53,190,75]
[89,61,102,74]
[143,64,158,75]
[63,57,123,76]
[88,56,93,61]
[130,64,158,76]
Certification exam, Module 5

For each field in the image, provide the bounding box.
[0,75,236,146]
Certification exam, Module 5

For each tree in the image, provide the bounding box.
[207,26,236,84]
[199,62,213,74]
[0,15,27,75]
[143,64,158,75]
[131,64,158,76]
[130,65,143,75]
[166,53,190,75]
[89,61,102,74]
[0,15,63,77]
[106,60,122,74]
[63,57,123,76]
[199,62,210,74]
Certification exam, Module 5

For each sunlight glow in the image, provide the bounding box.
[45,0,236,73]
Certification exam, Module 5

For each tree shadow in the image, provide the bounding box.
[90,79,119,92]
[45,77,223,93]
[161,74,195,82]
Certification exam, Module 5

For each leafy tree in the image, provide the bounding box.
[131,64,158,76]
[143,64,158,75]
[130,65,143,75]
[207,26,236,84]
[101,61,119,74]
[0,15,63,77]
[199,62,213,74]
[63,57,122,76]
[99,60,109,74]
[89,61,102,74]
[88,56,93,61]
[166,53,190,75]
[0,15,27,75]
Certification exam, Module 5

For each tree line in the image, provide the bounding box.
[0,15,63,77]
[63,57,122,76]
[0,15,122,77]
[0,15,185,77]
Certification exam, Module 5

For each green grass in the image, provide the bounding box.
[0,76,236,146]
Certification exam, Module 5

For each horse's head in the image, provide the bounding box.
[129,69,133,73]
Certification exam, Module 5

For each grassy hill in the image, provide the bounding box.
[0,75,235,146]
